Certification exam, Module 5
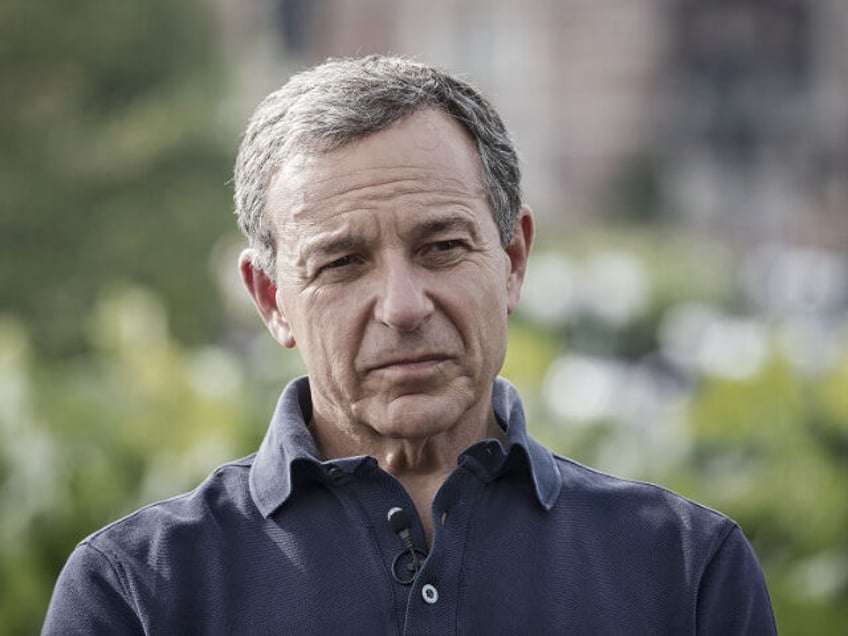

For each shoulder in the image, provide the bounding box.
[81,453,258,562]
[550,453,736,555]
[45,455,259,632]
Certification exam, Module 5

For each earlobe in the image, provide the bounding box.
[505,206,534,314]
[238,249,297,348]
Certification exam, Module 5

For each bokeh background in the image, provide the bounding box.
[2,0,847,632]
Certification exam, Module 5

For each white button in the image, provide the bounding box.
[421,583,439,604]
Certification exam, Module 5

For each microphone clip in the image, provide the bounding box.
[387,507,428,585]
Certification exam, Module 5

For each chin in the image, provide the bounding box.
[375,392,470,438]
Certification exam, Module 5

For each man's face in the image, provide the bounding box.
[251,109,531,440]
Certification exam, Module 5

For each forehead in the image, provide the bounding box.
[265,109,489,232]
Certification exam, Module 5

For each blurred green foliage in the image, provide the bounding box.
[0,0,235,357]
[1,2,846,634]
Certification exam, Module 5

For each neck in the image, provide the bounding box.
[310,408,504,546]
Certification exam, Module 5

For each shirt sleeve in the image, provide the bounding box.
[696,524,778,635]
[42,541,144,635]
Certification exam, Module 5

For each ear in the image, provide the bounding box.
[504,206,534,314]
[238,249,296,348]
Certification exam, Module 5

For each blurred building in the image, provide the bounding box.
[209,0,848,249]
[659,0,848,249]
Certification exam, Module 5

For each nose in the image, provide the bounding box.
[373,258,434,332]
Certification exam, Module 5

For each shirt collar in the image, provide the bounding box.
[488,377,562,510]
[249,376,562,517]
[248,378,320,518]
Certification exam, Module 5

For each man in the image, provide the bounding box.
[44,55,777,634]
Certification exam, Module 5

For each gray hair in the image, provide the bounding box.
[233,55,522,275]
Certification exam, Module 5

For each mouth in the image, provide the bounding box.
[366,353,451,374]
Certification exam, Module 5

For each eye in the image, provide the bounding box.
[421,239,470,266]
[315,254,365,280]
[431,239,465,252]
[324,254,359,270]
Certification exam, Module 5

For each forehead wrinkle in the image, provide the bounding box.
[295,164,484,206]
[285,178,486,232]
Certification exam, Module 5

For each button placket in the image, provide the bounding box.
[401,470,487,634]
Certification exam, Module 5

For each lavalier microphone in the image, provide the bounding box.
[387,507,427,585]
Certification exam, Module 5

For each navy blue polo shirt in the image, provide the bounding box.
[43,377,776,634]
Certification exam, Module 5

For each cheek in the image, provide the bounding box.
[444,274,509,343]
[298,297,364,373]
[465,264,511,315]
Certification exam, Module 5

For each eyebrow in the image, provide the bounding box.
[303,234,364,262]
[411,214,480,242]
